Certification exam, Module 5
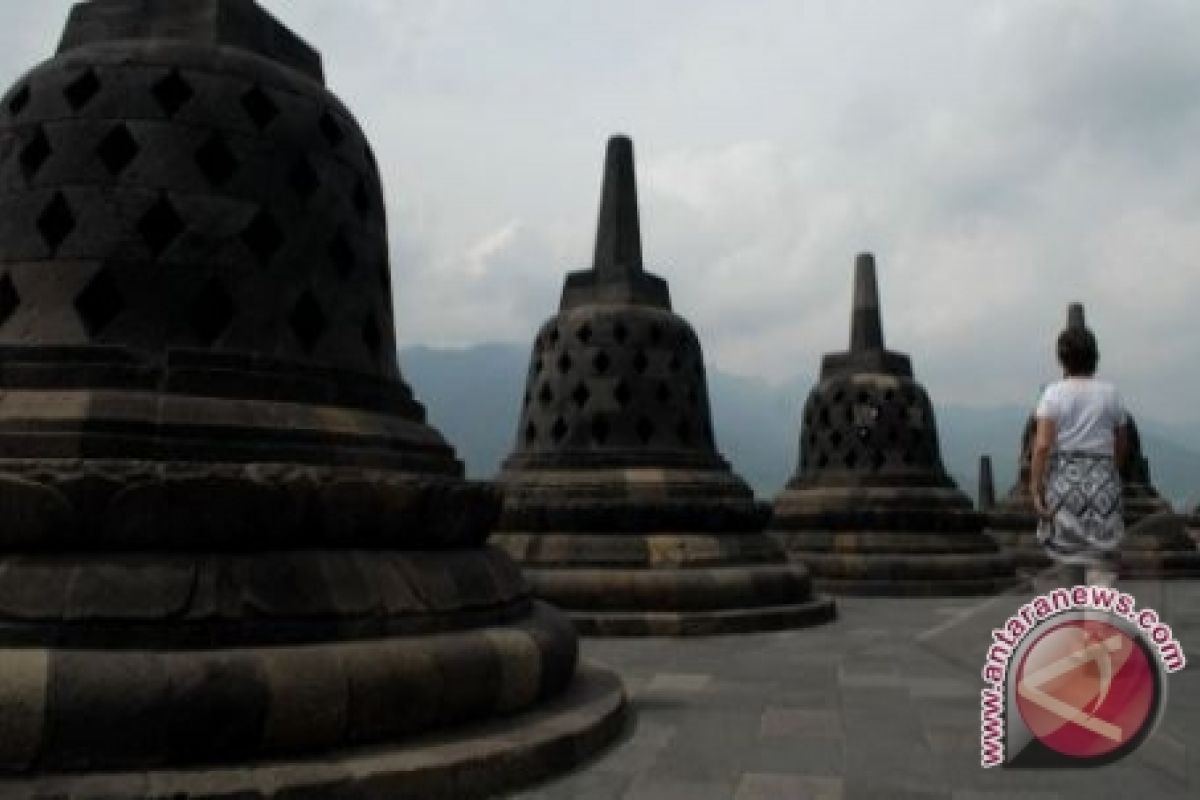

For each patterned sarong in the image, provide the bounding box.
[1037,451,1124,565]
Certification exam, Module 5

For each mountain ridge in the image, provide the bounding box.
[400,343,1200,511]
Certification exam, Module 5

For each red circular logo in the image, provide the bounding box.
[1015,618,1158,760]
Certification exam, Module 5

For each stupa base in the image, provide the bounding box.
[558,595,836,636]
[0,663,626,800]
[494,532,837,636]
[772,530,1021,597]
[987,528,1052,573]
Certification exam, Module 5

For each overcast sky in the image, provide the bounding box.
[4,1,1199,424]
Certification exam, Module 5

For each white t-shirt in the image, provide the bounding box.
[1034,378,1128,455]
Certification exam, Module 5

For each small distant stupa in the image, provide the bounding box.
[492,136,835,635]
[769,254,1018,595]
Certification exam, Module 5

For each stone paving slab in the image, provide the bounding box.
[511,580,1200,799]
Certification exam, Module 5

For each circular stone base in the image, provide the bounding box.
[0,664,626,800]
[565,596,837,636]
[770,530,1020,597]
[494,531,837,636]
[986,529,1052,572]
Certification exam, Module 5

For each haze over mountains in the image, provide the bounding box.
[401,343,1200,510]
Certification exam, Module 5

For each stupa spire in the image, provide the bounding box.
[560,135,670,310]
[592,135,643,279]
[1066,302,1086,330]
[849,253,884,351]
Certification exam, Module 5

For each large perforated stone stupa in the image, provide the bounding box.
[769,254,1018,595]
[0,2,623,796]
[492,135,834,635]
[987,304,1200,578]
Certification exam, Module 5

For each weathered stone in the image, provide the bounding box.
[494,135,835,635]
[0,1,623,795]
[769,254,1019,596]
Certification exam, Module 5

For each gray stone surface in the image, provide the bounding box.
[512,579,1200,799]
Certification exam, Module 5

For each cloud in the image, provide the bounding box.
[2,0,1199,428]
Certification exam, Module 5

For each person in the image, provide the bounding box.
[1030,323,1129,588]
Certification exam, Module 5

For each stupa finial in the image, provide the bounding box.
[592,135,643,279]
[560,134,670,309]
[850,252,884,352]
[1066,302,1086,331]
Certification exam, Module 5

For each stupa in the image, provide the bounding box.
[0,2,623,796]
[986,304,1200,577]
[492,136,835,635]
[769,254,1018,595]
[978,455,996,512]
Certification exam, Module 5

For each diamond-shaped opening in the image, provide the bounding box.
[676,417,691,444]
[613,321,628,343]
[353,178,371,217]
[576,322,592,343]
[0,273,20,327]
[241,209,283,265]
[328,230,356,278]
[614,379,631,407]
[151,69,193,118]
[289,156,319,200]
[97,123,139,176]
[632,349,649,374]
[362,311,382,358]
[288,289,326,353]
[20,128,51,180]
[538,383,553,406]
[319,110,345,147]
[593,350,610,373]
[571,382,590,408]
[194,132,238,186]
[649,323,663,344]
[590,415,609,444]
[524,421,537,444]
[37,191,76,252]
[74,266,123,337]
[556,352,572,374]
[551,417,569,444]
[241,85,279,130]
[64,69,100,110]
[7,84,30,117]
[656,382,671,404]
[636,417,655,444]
[188,275,234,345]
[137,195,184,257]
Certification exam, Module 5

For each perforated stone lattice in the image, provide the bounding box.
[515,309,717,453]
[0,53,396,376]
[798,376,946,474]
